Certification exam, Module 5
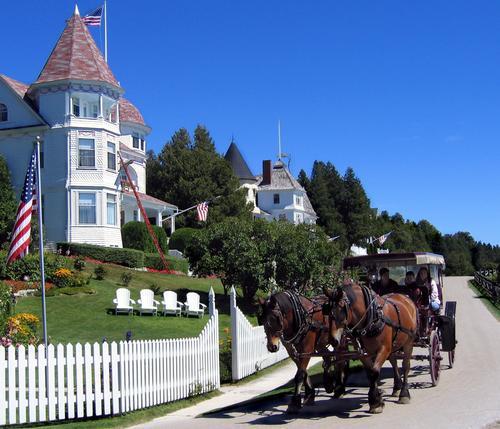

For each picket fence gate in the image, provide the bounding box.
[0,289,219,426]
[230,287,288,381]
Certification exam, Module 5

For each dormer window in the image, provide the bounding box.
[295,195,303,207]
[0,103,7,122]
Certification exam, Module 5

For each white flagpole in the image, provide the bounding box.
[104,0,108,63]
[35,136,48,352]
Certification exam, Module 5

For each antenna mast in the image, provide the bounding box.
[278,120,282,161]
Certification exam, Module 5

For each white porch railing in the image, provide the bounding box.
[230,286,288,381]
[0,288,219,426]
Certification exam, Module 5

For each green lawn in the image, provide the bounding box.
[14,260,258,344]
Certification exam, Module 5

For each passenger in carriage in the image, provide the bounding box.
[416,267,441,311]
[404,271,416,286]
[372,267,399,296]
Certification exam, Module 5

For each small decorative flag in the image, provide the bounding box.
[196,202,209,222]
[378,231,392,245]
[82,5,103,26]
[7,149,38,265]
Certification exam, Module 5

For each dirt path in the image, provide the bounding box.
[138,277,500,429]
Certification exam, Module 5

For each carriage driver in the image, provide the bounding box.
[416,267,441,311]
[372,267,399,296]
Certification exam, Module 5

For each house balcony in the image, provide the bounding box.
[65,115,120,134]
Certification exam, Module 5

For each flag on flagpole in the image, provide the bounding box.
[82,5,103,26]
[377,231,392,245]
[196,202,209,222]
[7,149,38,265]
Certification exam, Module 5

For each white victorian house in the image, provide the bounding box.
[0,7,176,248]
[225,143,317,224]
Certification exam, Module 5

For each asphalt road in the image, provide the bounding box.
[137,277,500,429]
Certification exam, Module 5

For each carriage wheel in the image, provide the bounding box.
[429,330,441,386]
[448,350,455,369]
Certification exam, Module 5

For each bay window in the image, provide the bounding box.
[78,192,96,224]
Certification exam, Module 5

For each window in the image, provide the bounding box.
[273,193,280,204]
[295,195,302,206]
[133,210,138,221]
[78,192,96,224]
[132,134,140,149]
[279,213,287,220]
[39,141,44,168]
[140,138,145,151]
[78,138,95,167]
[107,194,117,225]
[0,103,7,121]
[71,97,80,116]
[82,102,99,118]
[107,142,116,170]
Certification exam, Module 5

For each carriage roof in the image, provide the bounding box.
[343,252,446,270]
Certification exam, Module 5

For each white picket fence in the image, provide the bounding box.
[230,287,288,381]
[0,289,219,426]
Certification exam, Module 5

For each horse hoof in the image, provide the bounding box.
[398,396,411,405]
[391,389,401,397]
[324,383,334,394]
[333,387,346,399]
[369,405,384,414]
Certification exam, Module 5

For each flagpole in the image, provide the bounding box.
[36,136,48,352]
[104,0,108,63]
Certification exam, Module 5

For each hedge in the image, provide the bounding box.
[121,221,168,253]
[144,253,189,274]
[169,228,199,253]
[57,243,144,268]
[57,242,189,273]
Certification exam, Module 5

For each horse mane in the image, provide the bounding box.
[273,292,294,315]
[342,281,359,305]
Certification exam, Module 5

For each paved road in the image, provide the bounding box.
[134,277,500,429]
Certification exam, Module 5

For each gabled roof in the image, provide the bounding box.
[34,9,119,87]
[119,98,145,126]
[224,141,256,182]
[0,74,29,98]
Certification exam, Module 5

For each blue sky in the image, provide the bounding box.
[1,1,499,244]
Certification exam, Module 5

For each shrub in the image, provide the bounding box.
[0,281,13,332]
[74,257,86,271]
[5,253,69,282]
[122,222,169,253]
[169,228,198,253]
[149,283,162,295]
[53,268,73,288]
[121,271,133,287]
[3,313,40,346]
[144,253,189,274]
[219,327,232,383]
[94,265,107,280]
[57,242,144,268]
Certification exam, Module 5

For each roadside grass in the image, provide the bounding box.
[468,280,500,321]
[14,390,221,429]
[14,259,259,344]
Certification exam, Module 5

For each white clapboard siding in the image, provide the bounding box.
[230,286,289,381]
[0,288,219,425]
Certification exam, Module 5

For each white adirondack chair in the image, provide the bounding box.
[137,289,160,316]
[183,292,207,318]
[161,291,183,316]
[113,288,136,315]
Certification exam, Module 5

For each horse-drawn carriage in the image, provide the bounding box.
[342,252,457,386]
[259,252,457,414]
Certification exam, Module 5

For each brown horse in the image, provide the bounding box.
[259,291,348,413]
[325,281,418,414]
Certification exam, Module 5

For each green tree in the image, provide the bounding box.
[0,155,17,245]
[147,126,250,228]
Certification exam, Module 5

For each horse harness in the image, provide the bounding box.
[336,284,417,348]
[278,291,328,347]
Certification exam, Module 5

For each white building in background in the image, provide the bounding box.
[225,143,317,225]
[0,7,176,248]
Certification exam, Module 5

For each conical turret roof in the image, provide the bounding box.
[34,8,119,87]
[225,141,256,183]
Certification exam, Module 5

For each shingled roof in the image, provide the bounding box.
[119,98,145,126]
[0,74,29,98]
[34,8,119,87]
[224,141,256,183]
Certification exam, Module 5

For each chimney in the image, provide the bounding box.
[262,160,272,186]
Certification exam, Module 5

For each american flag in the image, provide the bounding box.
[7,149,38,265]
[377,231,392,245]
[82,6,103,26]
[196,202,209,222]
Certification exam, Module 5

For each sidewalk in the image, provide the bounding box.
[129,357,322,428]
